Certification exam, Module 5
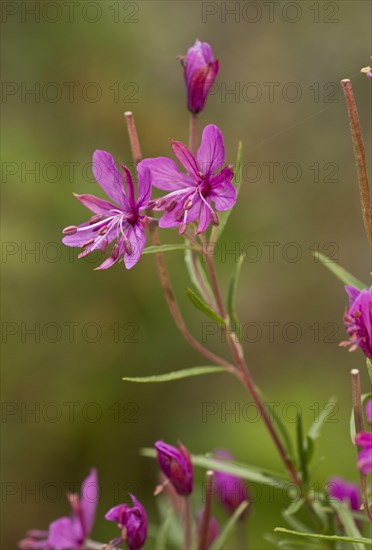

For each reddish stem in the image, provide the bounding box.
[124,111,142,164]
[198,470,214,550]
[341,80,372,246]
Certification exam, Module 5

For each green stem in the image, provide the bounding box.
[189,113,198,155]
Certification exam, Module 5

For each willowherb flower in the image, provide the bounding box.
[105,495,147,550]
[155,440,193,495]
[213,449,249,515]
[355,432,372,475]
[18,468,98,550]
[196,510,220,549]
[143,124,236,234]
[366,398,372,424]
[327,476,361,511]
[62,150,152,270]
[340,286,372,359]
[182,39,219,114]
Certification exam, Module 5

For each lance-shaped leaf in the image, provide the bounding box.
[227,254,244,339]
[141,449,290,488]
[312,251,367,289]
[215,141,243,242]
[274,528,372,546]
[142,244,194,255]
[123,366,226,383]
[331,501,365,550]
[296,414,309,485]
[184,247,214,306]
[209,501,249,550]
[186,287,225,326]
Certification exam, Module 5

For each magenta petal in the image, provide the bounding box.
[80,468,98,536]
[188,61,219,114]
[185,40,213,84]
[355,432,372,447]
[197,125,225,177]
[95,240,124,270]
[138,158,194,191]
[47,517,82,550]
[358,448,372,474]
[92,150,128,208]
[366,399,372,424]
[197,202,212,233]
[210,181,237,211]
[345,285,360,305]
[105,503,127,523]
[171,141,199,179]
[73,194,117,215]
[136,163,152,207]
[62,222,101,247]
[123,224,146,269]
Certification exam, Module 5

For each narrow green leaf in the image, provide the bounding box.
[296,414,308,484]
[141,449,290,488]
[184,247,214,305]
[123,366,226,383]
[367,358,372,384]
[142,244,194,255]
[210,501,249,550]
[284,497,306,517]
[274,527,372,546]
[312,251,366,289]
[215,141,243,242]
[257,389,294,459]
[332,501,364,550]
[186,287,225,325]
[155,509,173,550]
[308,396,337,442]
[227,254,244,338]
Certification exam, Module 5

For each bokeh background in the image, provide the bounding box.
[2,1,371,548]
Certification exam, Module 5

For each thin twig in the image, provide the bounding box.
[341,80,372,246]
[351,369,372,524]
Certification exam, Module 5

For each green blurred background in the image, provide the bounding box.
[1,1,371,548]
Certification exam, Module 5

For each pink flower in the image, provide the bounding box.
[183,39,219,114]
[340,286,372,358]
[19,469,98,550]
[142,125,236,234]
[355,432,372,474]
[327,476,361,511]
[105,495,147,550]
[63,151,152,270]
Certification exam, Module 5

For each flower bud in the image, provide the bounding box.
[213,449,249,515]
[105,495,147,550]
[183,39,219,114]
[155,441,193,495]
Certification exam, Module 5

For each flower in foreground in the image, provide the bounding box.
[62,151,152,269]
[182,39,219,114]
[105,495,147,550]
[340,286,372,359]
[327,476,361,511]
[355,432,372,474]
[196,510,220,549]
[155,441,193,495]
[19,468,98,549]
[213,449,249,515]
[143,124,236,234]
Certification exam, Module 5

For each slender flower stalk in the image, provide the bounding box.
[189,113,198,156]
[201,232,303,488]
[184,496,192,550]
[124,111,142,164]
[198,470,214,550]
[341,79,372,246]
[351,369,372,523]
